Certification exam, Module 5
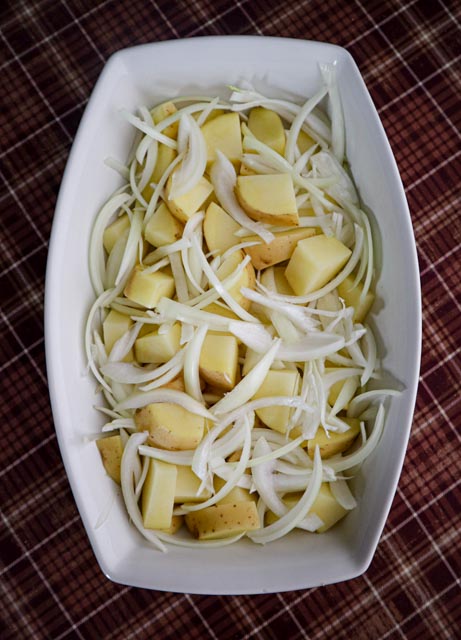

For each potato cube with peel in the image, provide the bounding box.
[135,403,205,450]
[337,275,375,323]
[243,227,316,270]
[142,144,177,202]
[96,435,123,484]
[124,266,175,308]
[135,322,181,364]
[214,477,256,504]
[185,502,260,540]
[285,234,352,296]
[216,250,256,311]
[201,112,243,167]
[159,515,183,535]
[175,466,212,503]
[144,203,183,247]
[142,460,177,530]
[252,369,301,433]
[165,174,214,223]
[236,174,299,227]
[203,202,241,255]
[199,333,239,391]
[307,418,361,459]
[248,107,286,155]
[103,214,130,254]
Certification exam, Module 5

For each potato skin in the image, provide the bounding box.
[185,502,260,540]
[244,228,316,269]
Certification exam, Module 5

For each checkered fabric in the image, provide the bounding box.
[1,1,460,638]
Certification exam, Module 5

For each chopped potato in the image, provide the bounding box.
[307,418,361,459]
[135,322,181,364]
[243,227,316,269]
[201,112,242,167]
[337,275,375,323]
[102,309,133,360]
[96,435,123,484]
[142,459,177,530]
[124,266,175,308]
[203,202,241,255]
[144,203,183,247]
[252,369,301,433]
[236,174,299,227]
[103,214,130,254]
[199,333,239,391]
[135,403,205,450]
[285,234,352,296]
[248,107,286,155]
[175,465,212,503]
[216,250,256,311]
[185,502,260,540]
[165,174,214,223]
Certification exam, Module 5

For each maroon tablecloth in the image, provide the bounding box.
[1,1,460,638]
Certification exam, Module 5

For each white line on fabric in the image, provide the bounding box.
[418,377,461,444]
[363,573,407,639]
[0,29,73,144]
[0,432,56,479]
[148,0,180,37]
[405,149,461,192]
[439,0,461,31]
[346,0,420,48]
[0,0,114,70]
[420,244,461,277]
[1,511,86,640]
[276,592,310,639]
[414,197,459,233]
[121,596,187,640]
[418,345,461,382]
[0,244,48,279]
[380,580,459,640]
[0,311,47,384]
[354,0,461,142]
[185,594,220,640]
[0,167,48,244]
[60,0,106,64]
[0,336,44,374]
[1,515,80,576]
[0,576,39,638]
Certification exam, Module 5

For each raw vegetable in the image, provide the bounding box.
[89,65,397,550]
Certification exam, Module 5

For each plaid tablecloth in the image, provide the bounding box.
[1,1,460,638]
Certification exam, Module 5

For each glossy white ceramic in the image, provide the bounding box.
[45,36,421,594]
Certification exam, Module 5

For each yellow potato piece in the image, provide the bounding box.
[214,477,256,504]
[135,403,205,450]
[165,174,214,223]
[124,266,175,308]
[102,310,133,360]
[265,483,348,533]
[142,460,177,530]
[199,333,239,391]
[216,250,256,311]
[144,202,183,247]
[297,129,316,154]
[141,144,177,203]
[236,174,299,227]
[103,214,130,254]
[202,302,240,320]
[248,107,286,155]
[337,275,375,323]
[327,374,360,411]
[185,501,260,540]
[96,435,123,484]
[151,100,178,139]
[252,369,301,433]
[285,234,352,296]
[159,515,183,535]
[175,466,212,503]
[307,418,361,459]
[203,202,241,255]
[201,112,243,167]
[244,227,316,269]
[134,322,181,364]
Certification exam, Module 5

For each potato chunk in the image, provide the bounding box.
[142,460,177,530]
[236,174,298,226]
[214,477,256,504]
[265,483,348,533]
[103,214,130,254]
[151,100,178,138]
[199,333,239,391]
[252,369,301,433]
[243,227,316,269]
[201,112,242,167]
[96,435,123,484]
[201,303,240,320]
[203,202,241,255]
[165,175,213,223]
[175,466,212,503]
[337,275,375,323]
[216,250,256,311]
[144,203,183,247]
[285,234,352,296]
[307,418,361,459]
[135,322,181,364]
[102,309,133,358]
[135,403,205,450]
[185,502,260,540]
[124,266,175,308]
[248,107,286,155]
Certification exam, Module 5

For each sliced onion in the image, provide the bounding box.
[101,349,185,384]
[115,388,215,420]
[211,339,280,416]
[120,432,167,551]
[330,479,357,510]
[108,321,142,363]
[183,324,208,402]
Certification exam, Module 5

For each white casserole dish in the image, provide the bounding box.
[45,36,421,594]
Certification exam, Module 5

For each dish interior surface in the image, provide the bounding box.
[45,36,421,594]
